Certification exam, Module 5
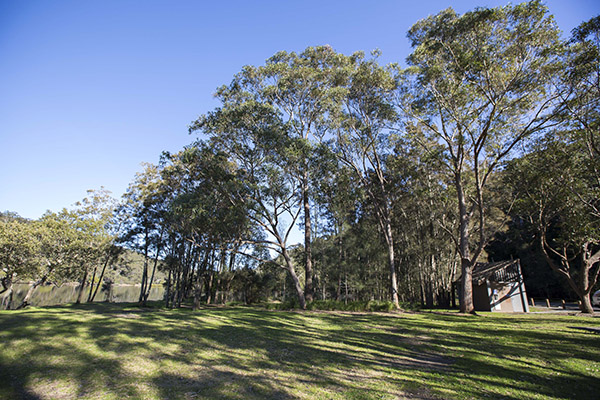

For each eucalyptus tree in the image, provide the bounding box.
[332,52,403,308]
[161,144,253,308]
[120,163,169,305]
[387,138,458,307]
[194,47,349,302]
[310,143,362,301]
[557,16,600,195]
[505,138,600,313]
[402,1,562,312]
[69,188,119,304]
[191,101,309,309]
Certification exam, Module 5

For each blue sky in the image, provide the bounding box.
[1,0,599,220]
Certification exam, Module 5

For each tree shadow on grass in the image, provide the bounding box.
[1,304,599,399]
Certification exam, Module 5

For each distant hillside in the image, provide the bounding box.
[108,249,168,285]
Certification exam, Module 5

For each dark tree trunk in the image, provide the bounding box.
[76,269,88,305]
[90,252,112,302]
[86,266,97,302]
[165,269,172,308]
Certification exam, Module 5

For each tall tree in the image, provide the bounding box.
[333,52,403,308]
[120,163,168,306]
[70,188,118,304]
[505,138,600,313]
[192,102,309,309]
[403,0,562,312]
[196,47,348,302]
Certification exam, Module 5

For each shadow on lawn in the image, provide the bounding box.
[0,305,599,399]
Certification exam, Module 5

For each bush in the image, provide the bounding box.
[263,298,300,310]
[262,299,420,312]
[307,300,397,312]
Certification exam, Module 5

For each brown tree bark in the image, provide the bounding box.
[76,268,88,304]
[282,247,306,310]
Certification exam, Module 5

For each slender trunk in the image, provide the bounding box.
[303,175,314,303]
[139,240,149,303]
[282,247,306,309]
[384,218,400,309]
[86,266,97,302]
[206,269,214,305]
[344,270,348,305]
[174,267,182,308]
[165,269,172,308]
[418,260,425,307]
[193,277,202,311]
[143,250,160,305]
[336,226,343,301]
[456,173,474,313]
[76,268,88,304]
[90,252,112,302]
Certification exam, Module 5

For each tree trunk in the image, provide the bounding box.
[165,269,172,308]
[142,251,160,306]
[76,268,88,304]
[193,278,202,311]
[303,175,314,303]
[206,269,214,305]
[139,227,150,303]
[455,173,475,314]
[581,293,594,314]
[336,229,343,301]
[282,247,306,309]
[87,266,97,302]
[460,259,474,313]
[90,252,112,302]
[384,218,400,309]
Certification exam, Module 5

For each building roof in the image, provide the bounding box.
[455,259,522,285]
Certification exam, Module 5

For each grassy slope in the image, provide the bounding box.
[0,305,598,400]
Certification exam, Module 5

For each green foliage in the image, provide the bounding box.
[265,299,403,312]
[306,300,399,312]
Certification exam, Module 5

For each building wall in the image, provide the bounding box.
[487,281,529,312]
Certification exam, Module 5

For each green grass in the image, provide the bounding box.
[1,304,599,399]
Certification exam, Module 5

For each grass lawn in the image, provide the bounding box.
[0,304,599,399]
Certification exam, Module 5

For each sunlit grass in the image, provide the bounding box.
[1,303,599,399]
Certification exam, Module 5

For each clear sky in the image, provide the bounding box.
[1,0,599,220]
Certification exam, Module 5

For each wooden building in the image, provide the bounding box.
[454,260,529,312]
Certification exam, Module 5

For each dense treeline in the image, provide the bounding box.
[2,2,599,312]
